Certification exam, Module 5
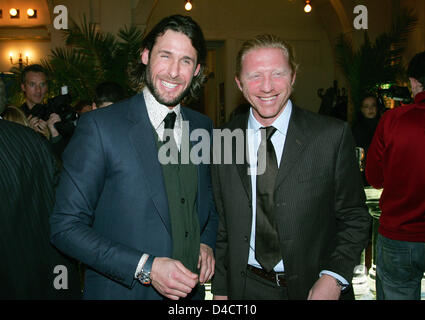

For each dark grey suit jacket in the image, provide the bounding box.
[0,120,81,299]
[211,105,371,299]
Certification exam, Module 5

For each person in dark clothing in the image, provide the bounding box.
[20,64,68,159]
[352,95,380,153]
[93,81,126,109]
[0,86,81,299]
[50,15,218,300]
[352,95,380,185]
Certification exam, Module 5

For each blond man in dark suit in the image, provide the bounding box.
[211,35,371,300]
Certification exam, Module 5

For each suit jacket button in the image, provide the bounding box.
[241,271,245,277]
[244,236,248,242]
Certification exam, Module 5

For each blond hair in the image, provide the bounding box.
[3,105,51,139]
[2,106,30,127]
[235,34,298,79]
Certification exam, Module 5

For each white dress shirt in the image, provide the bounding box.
[143,87,182,150]
[247,100,292,272]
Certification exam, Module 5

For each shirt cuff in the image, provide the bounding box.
[134,253,149,279]
[319,270,349,285]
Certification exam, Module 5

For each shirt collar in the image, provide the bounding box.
[248,99,292,136]
[143,87,181,130]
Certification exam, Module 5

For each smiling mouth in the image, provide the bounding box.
[161,80,179,89]
[258,95,277,101]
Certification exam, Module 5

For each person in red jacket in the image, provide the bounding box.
[366,51,425,300]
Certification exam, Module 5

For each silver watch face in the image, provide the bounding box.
[138,271,151,285]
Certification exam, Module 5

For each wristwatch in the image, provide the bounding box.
[335,278,349,292]
[136,255,155,285]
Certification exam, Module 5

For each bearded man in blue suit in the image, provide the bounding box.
[50,15,218,300]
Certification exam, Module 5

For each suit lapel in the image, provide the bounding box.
[275,105,309,190]
[127,94,171,235]
[233,113,252,202]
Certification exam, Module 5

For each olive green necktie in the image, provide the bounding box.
[255,126,281,272]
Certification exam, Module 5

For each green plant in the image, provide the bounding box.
[335,1,417,116]
[6,16,143,106]
[41,15,143,103]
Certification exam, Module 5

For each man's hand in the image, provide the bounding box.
[198,243,215,285]
[47,113,61,138]
[150,257,198,300]
[307,274,342,300]
[28,115,49,137]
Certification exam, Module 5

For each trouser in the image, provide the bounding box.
[376,234,425,300]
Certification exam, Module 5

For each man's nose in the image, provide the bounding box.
[168,59,180,79]
[260,75,273,92]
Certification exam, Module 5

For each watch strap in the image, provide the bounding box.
[335,278,349,292]
[136,254,155,285]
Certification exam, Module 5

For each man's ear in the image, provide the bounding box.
[291,71,297,86]
[141,49,149,66]
[194,64,201,77]
[235,76,243,92]
[409,77,423,95]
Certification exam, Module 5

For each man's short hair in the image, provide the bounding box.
[407,51,425,89]
[131,14,207,101]
[236,34,298,79]
[94,81,125,106]
[73,100,92,113]
[21,64,48,84]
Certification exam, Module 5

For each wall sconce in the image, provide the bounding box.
[304,0,312,13]
[185,0,193,11]
[9,53,29,67]
[27,8,37,18]
[10,8,20,18]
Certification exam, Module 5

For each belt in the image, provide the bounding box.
[247,265,286,287]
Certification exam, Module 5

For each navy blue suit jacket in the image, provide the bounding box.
[50,93,218,299]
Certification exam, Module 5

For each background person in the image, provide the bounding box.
[0,80,81,299]
[92,81,126,109]
[20,64,68,158]
[366,51,425,300]
[2,105,30,127]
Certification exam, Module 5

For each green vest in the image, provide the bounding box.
[154,130,200,274]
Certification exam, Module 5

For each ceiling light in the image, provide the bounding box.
[27,8,37,18]
[185,1,192,11]
[304,0,312,13]
[10,8,20,18]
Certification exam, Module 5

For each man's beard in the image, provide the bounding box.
[144,65,192,106]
